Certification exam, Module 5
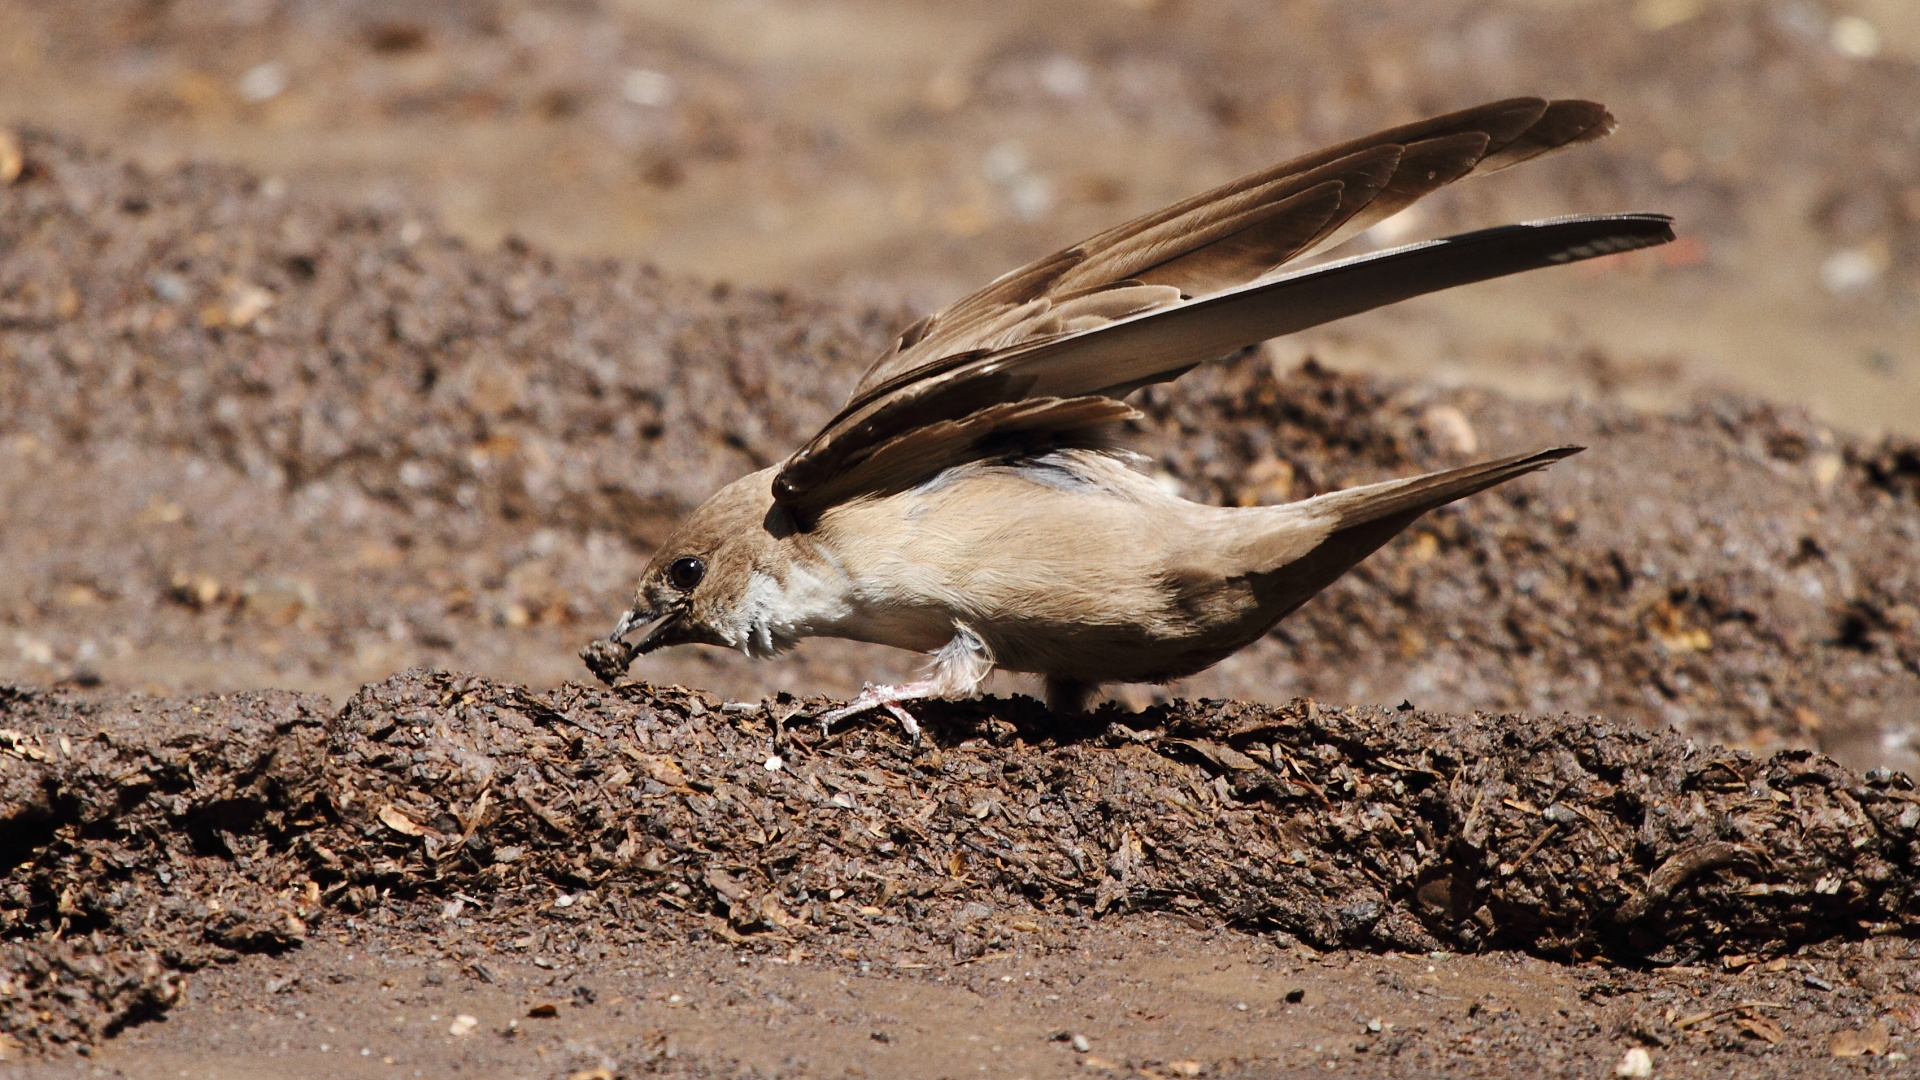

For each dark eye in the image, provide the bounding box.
[665,556,706,591]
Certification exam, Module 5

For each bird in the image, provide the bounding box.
[583,97,1673,739]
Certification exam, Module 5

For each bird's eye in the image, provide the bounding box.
[665,556,706,591]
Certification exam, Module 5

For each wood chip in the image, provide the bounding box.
[0,130,20,185]
[1171,738,1260,771]
[953,951,1014,966]
[377,805,426,837]
[1830,1020,1889,1057]
[621,748,693,790]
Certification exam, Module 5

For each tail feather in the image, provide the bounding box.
[1308,445,1583,531]
[1241,446,1581,623]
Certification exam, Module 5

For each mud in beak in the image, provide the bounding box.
[610,603,708,654]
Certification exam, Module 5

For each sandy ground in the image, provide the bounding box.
[4,1,1920,1077]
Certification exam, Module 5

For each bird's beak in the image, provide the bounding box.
[609,606,647,641]
[609,604,686,654]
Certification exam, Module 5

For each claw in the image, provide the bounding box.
[817,681,934,743]
[882,703,923,745]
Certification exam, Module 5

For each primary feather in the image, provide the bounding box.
[772,97,1666,514]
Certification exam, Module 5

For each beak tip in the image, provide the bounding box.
[610,606,682,653]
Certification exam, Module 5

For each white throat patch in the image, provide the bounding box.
[738,563,854,659]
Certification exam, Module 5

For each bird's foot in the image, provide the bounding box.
[817,682,933,744]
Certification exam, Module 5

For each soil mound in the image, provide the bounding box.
[5,671,1917,1053]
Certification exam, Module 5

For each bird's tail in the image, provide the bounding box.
[1305,445,1582,531]
[1234,445,1581,625]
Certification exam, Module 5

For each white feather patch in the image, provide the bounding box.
[739,564,855,658]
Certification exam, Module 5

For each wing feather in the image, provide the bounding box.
[774,99,1653,514]
[850,98,1610,402]
[784,397,1142,516]
[774,214,1673,507]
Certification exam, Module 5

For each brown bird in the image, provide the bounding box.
[587,98,1672,738]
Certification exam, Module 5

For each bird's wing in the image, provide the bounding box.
[775,213,1669,514]
[773,98,1666,516]
[777,395,1143,513]
[847,98,1612,402]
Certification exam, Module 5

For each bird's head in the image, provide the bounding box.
[608,466,791,655]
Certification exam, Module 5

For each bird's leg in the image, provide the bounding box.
[816,682,937,743]
[1043,676,1098,715]
[815,624,994,745]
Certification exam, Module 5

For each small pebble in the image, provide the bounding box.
[1615,1047,1653,1078]
[765,755,784,772]
[1071,1034,1091,1053]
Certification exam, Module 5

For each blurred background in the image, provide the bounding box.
[3,0,1919,769]
[3,0,1916,428]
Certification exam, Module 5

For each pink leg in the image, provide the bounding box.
[817,681,936,743]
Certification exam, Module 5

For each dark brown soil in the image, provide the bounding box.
[6,671,1920,1077]
[5,0,1917,428]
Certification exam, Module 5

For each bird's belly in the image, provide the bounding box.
[815,601,965,656]
[837,562,1266,683]
[811,465,1285,680]
[982,603,1267,684]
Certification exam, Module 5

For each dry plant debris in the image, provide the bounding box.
[3,670,1917,1054]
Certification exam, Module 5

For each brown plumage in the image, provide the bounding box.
[595,98,1672,735]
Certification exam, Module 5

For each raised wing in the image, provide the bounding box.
[847,97,1615,404]
[772,99,1671,516]
[773,213,1672,513]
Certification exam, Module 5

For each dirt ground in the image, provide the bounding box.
[4,0,1920,1077]
[7,673,1920,1079]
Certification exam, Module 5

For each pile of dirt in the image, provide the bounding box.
[5,669,1917,1054]
[0,686,332,1047]
[0,127,919,705]
[0,131,889,536]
